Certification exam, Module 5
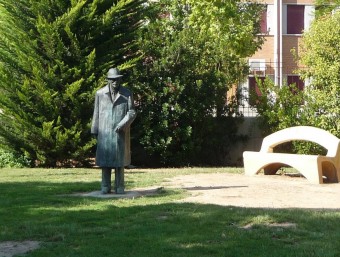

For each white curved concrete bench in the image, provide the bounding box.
[243,126,340,184]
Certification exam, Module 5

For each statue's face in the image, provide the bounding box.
[108,77,121,90]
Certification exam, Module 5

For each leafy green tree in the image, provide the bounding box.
[253,7,340,155]
[249,78,323,155]
[128,0,264,166]
[0,0,145,166]
[251,78,305,135]
[298,10,340,137]
[315,0,340,17]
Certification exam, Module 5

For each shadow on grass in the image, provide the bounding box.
[1,180,340,257]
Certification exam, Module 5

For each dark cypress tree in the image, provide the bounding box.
[0,0,145,166]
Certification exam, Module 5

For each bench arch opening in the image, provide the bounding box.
[271,141,327,156]
[260,161,338,183]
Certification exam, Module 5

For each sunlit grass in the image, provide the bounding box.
[0,167,340,257]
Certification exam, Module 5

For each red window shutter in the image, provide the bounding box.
[260,6,268,33]
[249,77,265,105]
[287,75,305,93]
[287,5,305,34]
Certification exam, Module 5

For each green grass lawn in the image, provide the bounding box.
[1,167,340,257]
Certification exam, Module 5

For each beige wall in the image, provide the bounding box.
[283,0,315,4]
[250,36,304,75]
[250,0,315,4]
[250,36,276,75]
[248,0,314,76]
[282,36,304,74]
[251,36,275,61]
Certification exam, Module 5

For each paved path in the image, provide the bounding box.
[163,173,340,209]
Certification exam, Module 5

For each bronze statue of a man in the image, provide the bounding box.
[91,68,136,194]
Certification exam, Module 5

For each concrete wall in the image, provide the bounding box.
[228,117,263,166]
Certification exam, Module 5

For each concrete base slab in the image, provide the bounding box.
[72,187,163,199]
[0,241,40,257]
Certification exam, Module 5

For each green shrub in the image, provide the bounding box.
[251,77,305,136]
[251,77,327,155]
[0,149,31,168]
[128,0,263,166]
[298,10,340,139]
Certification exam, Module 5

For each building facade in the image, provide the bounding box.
[240,0,316,116]
[227,0,316,164]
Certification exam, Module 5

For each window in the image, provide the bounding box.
[287,75,304,93]
[249,59,266,76]
[248,76,265,105]
[287,5,305,34]
[260,5,268,34]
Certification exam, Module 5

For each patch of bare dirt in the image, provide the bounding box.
[0,241,40,257]
[163,173,340,209]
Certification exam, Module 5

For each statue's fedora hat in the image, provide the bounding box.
[107,68,123,79]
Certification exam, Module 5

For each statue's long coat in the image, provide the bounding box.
[91,85,136,167]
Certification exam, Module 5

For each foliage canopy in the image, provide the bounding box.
[315,0,340,17]
[128,0,264,166]
[299,10,340,137]
[0,0,264,167]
